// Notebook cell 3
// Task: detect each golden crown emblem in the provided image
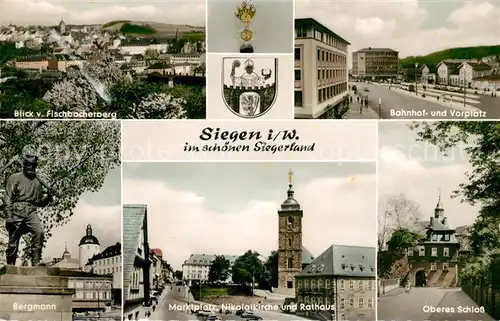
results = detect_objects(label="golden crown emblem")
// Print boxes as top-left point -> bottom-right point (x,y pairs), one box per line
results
235,0 -> 256,25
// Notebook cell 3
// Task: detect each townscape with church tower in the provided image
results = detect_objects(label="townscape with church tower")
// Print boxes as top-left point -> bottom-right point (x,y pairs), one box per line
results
0,15 -> 206,116
121,162 -> 377,321
39,223 -> 122,317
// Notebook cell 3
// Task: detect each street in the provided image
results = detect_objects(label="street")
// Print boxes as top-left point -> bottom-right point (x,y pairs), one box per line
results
356,83 -> 497,119
378,287 -> 495,321
153,286 -> 310,321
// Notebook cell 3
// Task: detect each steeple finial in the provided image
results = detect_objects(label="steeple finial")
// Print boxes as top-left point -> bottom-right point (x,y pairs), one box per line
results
436,188 -> 443,209
288,169 -> 293,187
64,242 -> 68,252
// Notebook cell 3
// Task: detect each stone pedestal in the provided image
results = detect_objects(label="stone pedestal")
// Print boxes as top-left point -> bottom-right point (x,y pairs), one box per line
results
0,266 -> 75,321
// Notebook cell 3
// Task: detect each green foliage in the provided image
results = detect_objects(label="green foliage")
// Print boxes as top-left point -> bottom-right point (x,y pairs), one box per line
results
208,255 -> 231,283
189,284 -> 250,299
0,121 -> 120,261
411,121 -> 500,281
377,250 -> 409,279
168,85 -> 206,119
231,250 -> 271,289
387,228 -> 421,251
102,20 -> 131,28
0,42 -> 41,65
265,251 -> 278,288
410,122 -> 500,206
174,270 -> 183,280
119,23 -> 156,35
181,32 -> 205,43
106,78 -> 205,119
399,45 -> 500,68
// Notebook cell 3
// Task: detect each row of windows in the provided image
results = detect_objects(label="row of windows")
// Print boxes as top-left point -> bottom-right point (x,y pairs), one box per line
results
95,266 -> 121,274
95,256 -> 121,266
431,262 -> 450,270
317,69 -> 346,80
318,83 -> 347,104
74,290 -> 112,300
317,49 -> 346,64
297,296 -> 374,309
408,247 -> 450,257
68,280 -> 112,289
295,28 -> 348,52
297,279 -> 374,291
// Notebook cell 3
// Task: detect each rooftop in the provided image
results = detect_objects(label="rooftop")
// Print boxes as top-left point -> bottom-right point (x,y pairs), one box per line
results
296,245 -> 375,278
294,18 -> 350,45
355,47 -> 398,53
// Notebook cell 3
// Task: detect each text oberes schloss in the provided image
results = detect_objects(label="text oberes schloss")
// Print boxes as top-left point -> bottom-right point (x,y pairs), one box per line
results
184,127 -> 315,154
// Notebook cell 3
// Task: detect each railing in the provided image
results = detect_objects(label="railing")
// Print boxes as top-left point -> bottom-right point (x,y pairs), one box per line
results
462,278 -> 500,319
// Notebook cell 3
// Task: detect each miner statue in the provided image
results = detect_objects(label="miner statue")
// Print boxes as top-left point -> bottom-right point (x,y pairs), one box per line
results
2,146 -> 56,266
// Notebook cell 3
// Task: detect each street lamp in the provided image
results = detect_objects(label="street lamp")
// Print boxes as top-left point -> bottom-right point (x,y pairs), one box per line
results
414,63 -> 419,95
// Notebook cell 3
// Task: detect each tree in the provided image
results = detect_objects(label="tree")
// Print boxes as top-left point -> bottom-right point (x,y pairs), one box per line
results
411,121 -> 500,281
265,251 -> 278,288
208,255 -> 231,283
0,121 -> 120,262
378,193 -> 423,249
145,49 -> 160,60
410,121 -> 500,206
231,250 -> 270,289
386,228 -> 421,252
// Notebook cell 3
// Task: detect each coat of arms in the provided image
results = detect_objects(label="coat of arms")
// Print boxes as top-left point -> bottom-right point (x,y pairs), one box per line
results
222,57 -> 277,118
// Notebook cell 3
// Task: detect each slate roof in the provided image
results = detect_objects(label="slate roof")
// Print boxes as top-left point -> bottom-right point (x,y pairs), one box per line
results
356,47 -> 398,53
123,204 -> 147,302
438,61 -> 461,71
422,64 -> 437,73
183,254 -> 240,266
301,246 -> 315,265
88,242 -> 121,264
296,245 -> 375,278
469,62 -> 492,71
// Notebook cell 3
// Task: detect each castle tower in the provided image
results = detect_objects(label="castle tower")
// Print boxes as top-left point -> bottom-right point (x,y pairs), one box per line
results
59,18 -> 66,34
277,170 -> 303,289
78,224 -> 100,270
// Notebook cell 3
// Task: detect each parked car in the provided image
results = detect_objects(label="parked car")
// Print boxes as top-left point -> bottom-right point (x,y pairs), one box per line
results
207,315 -> 221,321
235,309 -> 245,316
241,311 -> 255,318
197,308 -> 213,316
247,316 -> 263,320
363,87 -> 369,92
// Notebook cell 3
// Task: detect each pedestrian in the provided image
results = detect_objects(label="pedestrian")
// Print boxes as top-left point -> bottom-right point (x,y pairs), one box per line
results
153,305 -> 156,312
405,280 -> 411,294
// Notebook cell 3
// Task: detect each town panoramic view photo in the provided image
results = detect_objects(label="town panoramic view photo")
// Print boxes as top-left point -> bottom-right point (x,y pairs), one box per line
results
122,162 -> 377,321
294,0 -> 500,120
0,0 -> 206,119
377,121 -> 500,321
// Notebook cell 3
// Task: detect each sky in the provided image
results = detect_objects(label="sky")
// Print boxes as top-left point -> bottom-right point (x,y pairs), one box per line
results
296,0 -> 500,61
378,121 -> 480,230
1,0 -> 206,26
123,162 -> 377,271
44,167 -> 121,260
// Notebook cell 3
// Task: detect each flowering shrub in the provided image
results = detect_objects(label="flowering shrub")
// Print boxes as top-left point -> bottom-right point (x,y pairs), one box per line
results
135,93 -> 187,119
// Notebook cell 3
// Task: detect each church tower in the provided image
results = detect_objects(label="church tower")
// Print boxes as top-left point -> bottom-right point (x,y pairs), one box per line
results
59,18 -> 66,34
78,224 -> 100,270
277,170 -> 303,289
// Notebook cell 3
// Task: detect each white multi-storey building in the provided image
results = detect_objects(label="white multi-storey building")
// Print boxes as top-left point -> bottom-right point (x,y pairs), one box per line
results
85,242 -> 122,303
182,254 -> 239,284
294,18 -> 350,119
